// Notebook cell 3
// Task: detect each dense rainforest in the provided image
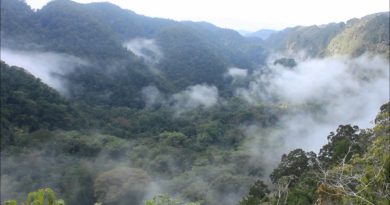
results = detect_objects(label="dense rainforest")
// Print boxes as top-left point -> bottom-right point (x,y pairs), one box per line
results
1,0 -> 389,205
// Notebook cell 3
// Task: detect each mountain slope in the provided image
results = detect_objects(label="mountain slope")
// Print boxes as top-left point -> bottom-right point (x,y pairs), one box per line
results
1,0 -> 267,107
265,23 -> 345,56
264,12 -> 389,57
326,12 -> 390,57
0,61 -> 82,145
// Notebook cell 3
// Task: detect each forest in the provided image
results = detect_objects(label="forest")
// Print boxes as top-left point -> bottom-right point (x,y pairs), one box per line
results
1,0 -> 389,205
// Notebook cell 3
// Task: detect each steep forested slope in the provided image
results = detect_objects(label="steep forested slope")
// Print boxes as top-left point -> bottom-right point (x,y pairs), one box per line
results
265,23 -> 345,57
264,12 -> 389,58
326,12 -> 390,57
0,61 -> 82,146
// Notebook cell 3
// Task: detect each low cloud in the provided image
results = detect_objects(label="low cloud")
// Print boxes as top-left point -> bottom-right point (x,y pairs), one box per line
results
172,84 -> 219,112
1,48 -> 87,95
237,54 -> 389,176
123,38 -> 163,66
227,67 -> 248,78
140,84 -> 220,114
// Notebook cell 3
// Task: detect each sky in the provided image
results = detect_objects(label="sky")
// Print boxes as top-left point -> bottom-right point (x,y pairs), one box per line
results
24,0 -> 390,31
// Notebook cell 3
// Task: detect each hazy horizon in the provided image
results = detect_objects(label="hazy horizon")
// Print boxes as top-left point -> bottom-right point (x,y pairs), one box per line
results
24,0 -> 389,31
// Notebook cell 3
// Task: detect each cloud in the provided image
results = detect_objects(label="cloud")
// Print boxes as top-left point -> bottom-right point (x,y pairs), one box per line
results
1,48 -> 88,95
227,67 -> 248,78
123,38 -> 163,66
140,84 -> 220,114
237,54 -> 389,177
172,84 -> 219,112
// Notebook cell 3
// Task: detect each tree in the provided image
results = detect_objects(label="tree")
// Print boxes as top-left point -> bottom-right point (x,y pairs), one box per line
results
315,102 -> 390,205
270,149 -> 314,183
318,125 -> 361,167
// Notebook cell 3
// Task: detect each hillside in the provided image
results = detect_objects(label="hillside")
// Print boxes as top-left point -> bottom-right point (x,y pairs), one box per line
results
0,61 -> 83,145
1,0 -> 266,105
326,12 -> 390,57
264,12 -> 389,58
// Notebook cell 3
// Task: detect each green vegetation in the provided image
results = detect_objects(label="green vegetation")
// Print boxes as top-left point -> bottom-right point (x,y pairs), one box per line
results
1,1 -> 388,205
264,12 -> 389,58
0,62 -> 282,205
265,23 -> 345,57
239,103 -> 390,204
0,61 -> 83,147
1,0 -> 266,107
2,188 -> 65,205
326,12 -> 390,57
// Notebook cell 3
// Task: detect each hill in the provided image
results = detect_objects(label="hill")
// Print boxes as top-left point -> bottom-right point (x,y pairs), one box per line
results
1,0 -> 266,107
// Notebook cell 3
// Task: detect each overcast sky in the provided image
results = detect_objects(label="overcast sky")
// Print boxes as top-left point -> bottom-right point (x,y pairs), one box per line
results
25,0 -> 389,31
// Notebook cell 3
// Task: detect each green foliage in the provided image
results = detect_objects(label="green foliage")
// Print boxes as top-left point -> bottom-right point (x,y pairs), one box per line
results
159,131 -> 189,147
270,149 -> 315,183
240,103 -> 390,204
156,25 -> 227,88
2,188 -> 65,205
318,124 -> 362,167
0,62 -> 83,147
284,172 -> 318,205
3,201 -> 17,205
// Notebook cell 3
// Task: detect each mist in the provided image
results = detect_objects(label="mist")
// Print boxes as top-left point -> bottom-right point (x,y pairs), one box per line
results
141,86 -> 166,108
0,132 -> 158,205
227,67 -> 248,78
141,84 -> 220,115
172,84 -> 219,111
237,54 -> 389,176
123,38 -> 163,66
0,48 -> 87,95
